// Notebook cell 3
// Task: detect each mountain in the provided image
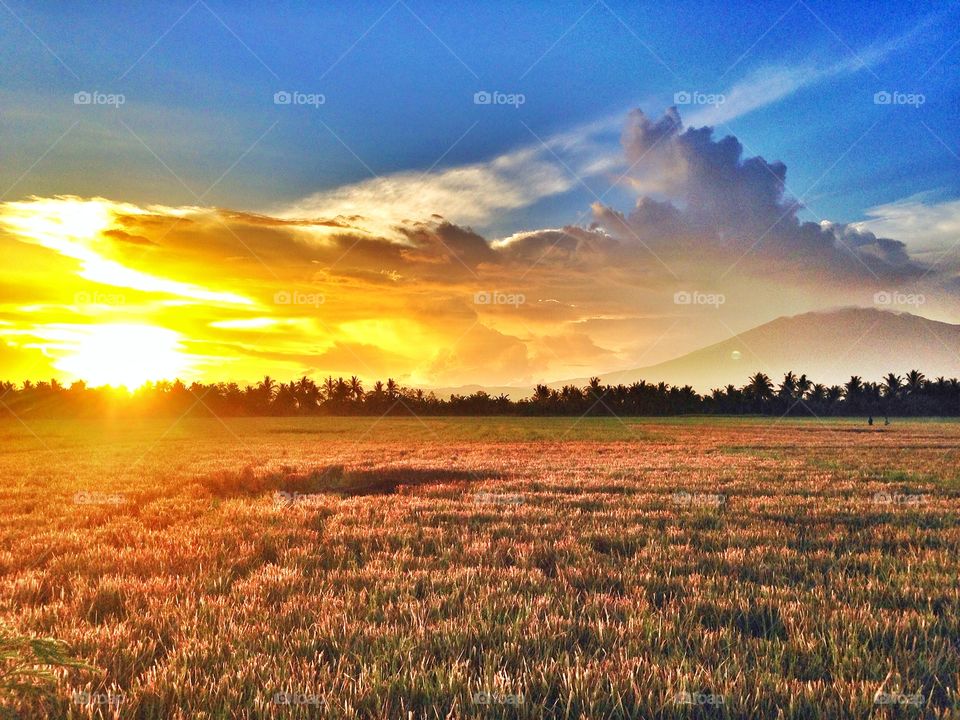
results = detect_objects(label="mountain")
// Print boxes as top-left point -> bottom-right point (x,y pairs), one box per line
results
428,308 -> 960,398
569,308 -> 960,392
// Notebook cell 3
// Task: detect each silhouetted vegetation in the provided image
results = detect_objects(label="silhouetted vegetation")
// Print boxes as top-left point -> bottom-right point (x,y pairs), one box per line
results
2,369 -> 959,417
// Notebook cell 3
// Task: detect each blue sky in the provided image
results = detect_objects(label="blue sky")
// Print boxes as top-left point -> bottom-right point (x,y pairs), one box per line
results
2,0 -> 958,233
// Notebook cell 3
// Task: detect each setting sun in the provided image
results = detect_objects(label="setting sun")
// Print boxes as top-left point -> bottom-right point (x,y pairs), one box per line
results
50,324 -> 189,390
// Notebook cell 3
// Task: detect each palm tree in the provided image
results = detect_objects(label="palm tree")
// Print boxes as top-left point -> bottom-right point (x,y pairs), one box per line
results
334,377 -> 350,403
532,384 -> 552,404
349,376 -> 364,402
844,376 -> 863,399
676,385 -> 698,410
385,378 -> 398,400
257,375 -> 276,394
586,376 -> 604,400
746,373 -> 774,400
882,373 -> 902,398
809,383 -> 826,403
323,376 -> 336,402
904,369 -> 926,395
826,385 -> 843,409
248,376 -> 275,413
274,381 -> 298,413
744,373 -> 774,414
560,384 -> 583,405
778,371 -> 798,401
295,376 -> 319,411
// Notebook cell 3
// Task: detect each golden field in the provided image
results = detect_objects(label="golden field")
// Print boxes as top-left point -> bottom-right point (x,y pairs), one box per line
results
0,416 -> 958,718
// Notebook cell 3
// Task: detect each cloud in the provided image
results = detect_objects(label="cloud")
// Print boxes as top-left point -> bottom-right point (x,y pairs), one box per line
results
0,102 -> 954,389
427,323 -> 532,386
273,108 -> 635,237
853,196 -> 960,259
598,107 -> 925,281
685,65 -> 823,127
277,146 -> 576,238
0,197 -> 254,306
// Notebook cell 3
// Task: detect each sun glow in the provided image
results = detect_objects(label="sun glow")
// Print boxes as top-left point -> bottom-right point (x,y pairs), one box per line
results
49,324 -> 190,389
1,197 -> 254,306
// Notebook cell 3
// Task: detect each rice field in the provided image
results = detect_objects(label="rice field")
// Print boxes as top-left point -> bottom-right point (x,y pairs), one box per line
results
1,416 -> 958,718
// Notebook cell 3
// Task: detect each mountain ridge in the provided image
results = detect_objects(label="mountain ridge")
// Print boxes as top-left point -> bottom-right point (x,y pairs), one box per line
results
427,308 -> 960,397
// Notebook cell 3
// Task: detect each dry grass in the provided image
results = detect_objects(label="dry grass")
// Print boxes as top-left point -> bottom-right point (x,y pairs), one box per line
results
0,416 -> 957,718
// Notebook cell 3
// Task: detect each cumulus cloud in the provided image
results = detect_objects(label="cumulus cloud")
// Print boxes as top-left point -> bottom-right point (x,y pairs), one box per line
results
597,107 -> 924,281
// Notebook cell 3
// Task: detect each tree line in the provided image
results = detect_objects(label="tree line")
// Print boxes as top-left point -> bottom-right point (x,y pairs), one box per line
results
1,369 -> 958,417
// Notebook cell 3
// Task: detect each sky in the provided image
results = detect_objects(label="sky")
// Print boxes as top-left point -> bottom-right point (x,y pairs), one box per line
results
1,0 -> 959,389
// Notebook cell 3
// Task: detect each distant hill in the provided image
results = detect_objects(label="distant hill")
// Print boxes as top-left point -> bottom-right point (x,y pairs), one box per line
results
563,308 -> 960,392
429,308 -> 960,397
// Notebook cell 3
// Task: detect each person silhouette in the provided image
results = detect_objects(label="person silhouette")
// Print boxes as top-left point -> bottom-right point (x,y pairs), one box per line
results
868,416 -> 874,426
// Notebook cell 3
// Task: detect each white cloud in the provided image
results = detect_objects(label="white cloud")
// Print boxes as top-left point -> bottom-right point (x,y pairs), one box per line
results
684,64 -> 823,127
274,106 -> 650,237
854,196 -> 960,259
278,146 -> 574,237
